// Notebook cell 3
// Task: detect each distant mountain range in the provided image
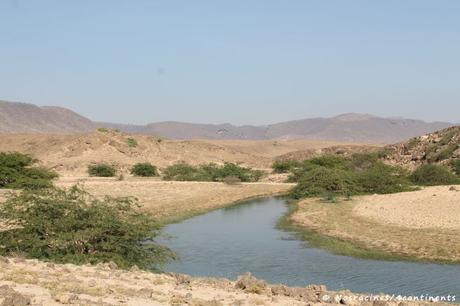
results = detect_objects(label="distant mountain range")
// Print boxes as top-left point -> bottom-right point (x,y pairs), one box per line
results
0,100 -> 455,143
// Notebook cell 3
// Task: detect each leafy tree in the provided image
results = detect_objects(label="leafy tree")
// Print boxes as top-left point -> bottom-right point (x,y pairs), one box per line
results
131,163 -> 158,177
410,164 -> 459,186
88,164 -> 116,177
0,186 -> 175,269
356,163 -> 413,194
290,167 -> 358,199
0,152 -> 57,189
271,160 -> 301,173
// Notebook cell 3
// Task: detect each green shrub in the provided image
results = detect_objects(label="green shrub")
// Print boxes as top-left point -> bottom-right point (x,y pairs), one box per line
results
290,167 -> 358,199
88,164 -> 116,177
439,130 -> 456,146
289,153 -> 418,199
452,159 -> 460,175
425,144 -> 439,162
127,138 -> 138,148
406,138 -> 420,150
287,155 -> 351,182
131,163 -> 158,177
97,127 -> 110,133
0,152 -> 57,189
376,148 -> 392,159
272,160 -> 301,173
356,162 -> 413,194
162,162 -> 262,182
0,186 -> 175,269
308,155 -> 351,170
436,144 -> 459,161
410,164 -> 459,186
162,163 -> 208,181
216,162 -> 263,182
349,153 -> 380,171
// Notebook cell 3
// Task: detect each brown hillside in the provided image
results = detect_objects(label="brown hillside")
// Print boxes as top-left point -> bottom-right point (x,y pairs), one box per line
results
0,101 -> 94,133
0,130 -> 372,176
1,101 -> 455,143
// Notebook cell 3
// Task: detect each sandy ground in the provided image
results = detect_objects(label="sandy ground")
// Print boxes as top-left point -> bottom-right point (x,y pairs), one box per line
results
353,185 -> 460,230
290,186 -> 460,262
55,177 -> 294,222
0,257 -> 445,306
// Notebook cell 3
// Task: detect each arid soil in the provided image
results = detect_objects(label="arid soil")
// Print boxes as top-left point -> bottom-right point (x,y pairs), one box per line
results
290,185 -> 460,263
0,131 -> 375,176
55,177 -> 293,223
0,257 -> 446,306
354,186 -> 460,230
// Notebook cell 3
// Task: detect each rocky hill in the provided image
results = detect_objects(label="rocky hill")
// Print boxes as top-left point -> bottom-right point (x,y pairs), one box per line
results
384,126 -> 460,169
0,100 -> 455,143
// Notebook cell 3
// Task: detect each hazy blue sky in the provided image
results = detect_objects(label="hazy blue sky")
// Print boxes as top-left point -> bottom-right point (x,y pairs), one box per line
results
1,1 -> 459,125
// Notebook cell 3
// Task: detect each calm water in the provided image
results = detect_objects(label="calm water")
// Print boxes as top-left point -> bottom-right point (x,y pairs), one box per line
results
159,198 -> 460,298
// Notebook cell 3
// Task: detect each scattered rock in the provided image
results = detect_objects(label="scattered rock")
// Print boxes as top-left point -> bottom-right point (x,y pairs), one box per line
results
235,273 -> 267,294
173,273 -> 191,285
137,288 -> 153,299
0,257 -> 9,264
0,289 -> 31,306
53,293 -> 78,304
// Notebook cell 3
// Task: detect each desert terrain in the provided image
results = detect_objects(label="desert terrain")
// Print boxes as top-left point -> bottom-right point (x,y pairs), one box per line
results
0,256 -> 449,306
0,130 -> 376,176
1,127 -> 460,305
289,185 -> 460,263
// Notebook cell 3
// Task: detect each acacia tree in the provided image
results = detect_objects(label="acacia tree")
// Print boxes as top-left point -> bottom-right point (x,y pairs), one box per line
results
0,186 -> 175,269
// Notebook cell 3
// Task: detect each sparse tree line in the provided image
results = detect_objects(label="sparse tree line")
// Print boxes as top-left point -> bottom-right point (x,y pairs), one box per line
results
88,161 -> 263,184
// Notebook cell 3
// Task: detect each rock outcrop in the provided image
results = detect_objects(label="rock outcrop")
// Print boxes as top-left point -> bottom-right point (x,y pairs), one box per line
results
384,126 -> 460,170
0,257 -> 450,305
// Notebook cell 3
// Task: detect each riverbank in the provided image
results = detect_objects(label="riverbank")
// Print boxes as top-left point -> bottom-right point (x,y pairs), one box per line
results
284,185 -> 460,263
1,256 -> 451,305
55,177 -> 294,224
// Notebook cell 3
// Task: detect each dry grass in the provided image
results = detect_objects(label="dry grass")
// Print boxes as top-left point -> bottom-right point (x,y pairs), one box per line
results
56,177 -> 294,223
290,186 -> 460,263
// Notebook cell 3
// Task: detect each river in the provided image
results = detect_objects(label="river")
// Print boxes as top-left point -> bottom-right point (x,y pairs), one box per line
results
159,197 -> 460,298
